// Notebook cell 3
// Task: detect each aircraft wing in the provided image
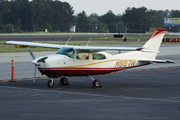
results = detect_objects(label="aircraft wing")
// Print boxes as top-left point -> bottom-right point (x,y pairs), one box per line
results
73,46 -> 140,52
4,41 -> 158,52
4,41 -> 65,49
73,46 -> 159,52
139,59 -> 174,63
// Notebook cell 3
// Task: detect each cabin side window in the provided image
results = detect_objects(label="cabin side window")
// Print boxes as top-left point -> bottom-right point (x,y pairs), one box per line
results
76,52 -> 89,60
92,53 -> 106,60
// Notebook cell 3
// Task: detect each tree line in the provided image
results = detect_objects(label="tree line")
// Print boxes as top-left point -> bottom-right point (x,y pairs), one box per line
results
0,0 -> 180,33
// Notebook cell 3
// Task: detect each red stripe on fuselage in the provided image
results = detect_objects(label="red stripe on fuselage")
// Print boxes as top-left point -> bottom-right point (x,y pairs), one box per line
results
39,67 -> 119,77
38,63 -> 151,77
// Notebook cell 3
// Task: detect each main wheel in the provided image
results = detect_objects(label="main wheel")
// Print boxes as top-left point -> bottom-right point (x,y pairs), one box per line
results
47,80 -> 54,87
60,77 -> 69,85
93,79 -> 101,88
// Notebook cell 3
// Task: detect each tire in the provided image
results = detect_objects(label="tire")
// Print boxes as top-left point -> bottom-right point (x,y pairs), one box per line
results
47,80 -> 54,87
60,77 -> 69,85
93,79 -> 101,88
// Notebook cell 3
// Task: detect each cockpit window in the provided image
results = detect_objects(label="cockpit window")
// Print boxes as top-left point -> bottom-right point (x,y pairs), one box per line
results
55,47 -> 75,59
92,53 -> 106,60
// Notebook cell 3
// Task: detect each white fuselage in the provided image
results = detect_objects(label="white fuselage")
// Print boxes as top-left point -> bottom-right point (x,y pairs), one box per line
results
32,50 -> 151,78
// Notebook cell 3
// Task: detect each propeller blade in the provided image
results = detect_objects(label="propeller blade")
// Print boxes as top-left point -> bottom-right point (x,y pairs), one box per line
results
27,47 -> 37,82
33,65 -> 37,82
27,47 -> 35,60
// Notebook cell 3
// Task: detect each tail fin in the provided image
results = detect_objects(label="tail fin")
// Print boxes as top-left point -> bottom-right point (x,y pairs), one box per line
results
143,28 -> 166,51
141,28 -> 166,59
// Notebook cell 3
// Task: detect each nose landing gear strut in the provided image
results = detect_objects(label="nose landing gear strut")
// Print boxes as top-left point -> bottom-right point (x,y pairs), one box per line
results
88,75 -> 102,88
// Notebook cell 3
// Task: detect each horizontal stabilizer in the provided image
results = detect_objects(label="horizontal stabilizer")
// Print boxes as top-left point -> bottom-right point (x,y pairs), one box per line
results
139,59 -> 174,63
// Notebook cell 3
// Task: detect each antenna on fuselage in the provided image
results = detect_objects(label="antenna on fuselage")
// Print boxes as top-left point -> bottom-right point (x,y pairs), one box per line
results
65,36 -> 72,45
86,36 -> 92,47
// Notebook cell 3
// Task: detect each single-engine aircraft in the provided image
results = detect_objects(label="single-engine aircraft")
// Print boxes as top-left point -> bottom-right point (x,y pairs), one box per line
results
5,28 -> 174,88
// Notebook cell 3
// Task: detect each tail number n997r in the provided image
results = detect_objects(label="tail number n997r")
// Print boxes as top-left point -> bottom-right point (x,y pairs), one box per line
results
115,59 -> 136,67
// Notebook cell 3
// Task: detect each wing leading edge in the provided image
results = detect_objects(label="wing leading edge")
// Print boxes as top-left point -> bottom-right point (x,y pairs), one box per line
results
4,41 -> 65,49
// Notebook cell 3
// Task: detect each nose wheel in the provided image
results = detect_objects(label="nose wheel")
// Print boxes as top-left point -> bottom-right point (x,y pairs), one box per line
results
88,75 -> 102,88
47,79 -> 54,87
93,79 -> 101,88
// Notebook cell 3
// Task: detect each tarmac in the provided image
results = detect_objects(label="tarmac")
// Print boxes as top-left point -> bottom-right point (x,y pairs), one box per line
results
0,44 -> 180,120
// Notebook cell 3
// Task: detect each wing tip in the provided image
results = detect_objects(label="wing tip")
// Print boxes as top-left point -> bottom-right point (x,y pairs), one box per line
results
164,59 -> 175,63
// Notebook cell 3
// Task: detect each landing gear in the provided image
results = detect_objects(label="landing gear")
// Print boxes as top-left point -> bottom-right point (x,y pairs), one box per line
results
93,79 -> 101,88
88,75 -> 102,88
60,77 -> 69,85
47,79 -> 54,87
46,76 -> 101,88
47,77 -> 69,87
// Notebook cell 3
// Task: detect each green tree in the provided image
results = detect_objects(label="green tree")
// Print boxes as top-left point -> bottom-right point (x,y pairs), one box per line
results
108,21 -> 126,33
76,11 -> 90,32
49,0 -> 64,32
99,10 -> 117,26
89,13 -> 99,19
61,2 -> 75,31
0,0 -> 10,24
122,7 -> 151,33
20,0 -> 33,32
98,10 -> 125,33
171,10 -> 180,17
0,12 -> 4,32
0,11 -> 4,24
14,18 -> 22,32
168,10 -> 180,32
0,0 -> 11,32
31,0 -> 48,31
88,15 -> 108,33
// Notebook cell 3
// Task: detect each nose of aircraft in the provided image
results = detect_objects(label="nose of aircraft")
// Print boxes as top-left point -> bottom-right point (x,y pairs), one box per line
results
32,56 -> 48,65
32,59 -> 40,65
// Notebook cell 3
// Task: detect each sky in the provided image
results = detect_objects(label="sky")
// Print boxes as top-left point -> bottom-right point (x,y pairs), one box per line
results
61,0 -> 180,16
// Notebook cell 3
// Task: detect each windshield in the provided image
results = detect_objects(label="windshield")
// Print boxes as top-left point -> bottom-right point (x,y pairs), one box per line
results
55,47 -> 75,59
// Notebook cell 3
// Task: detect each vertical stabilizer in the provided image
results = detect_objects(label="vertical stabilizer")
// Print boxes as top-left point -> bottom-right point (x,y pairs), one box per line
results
141,28 -> 166,59
143,28 -> 166,51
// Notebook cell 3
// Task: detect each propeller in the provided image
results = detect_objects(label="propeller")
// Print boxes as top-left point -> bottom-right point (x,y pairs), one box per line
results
27,47 -> 36,82
33,65 -> 36,82
27,47 -> 35,60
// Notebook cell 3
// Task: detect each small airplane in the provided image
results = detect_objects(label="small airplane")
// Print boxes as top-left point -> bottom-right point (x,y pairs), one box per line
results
5,28 -> 174,88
